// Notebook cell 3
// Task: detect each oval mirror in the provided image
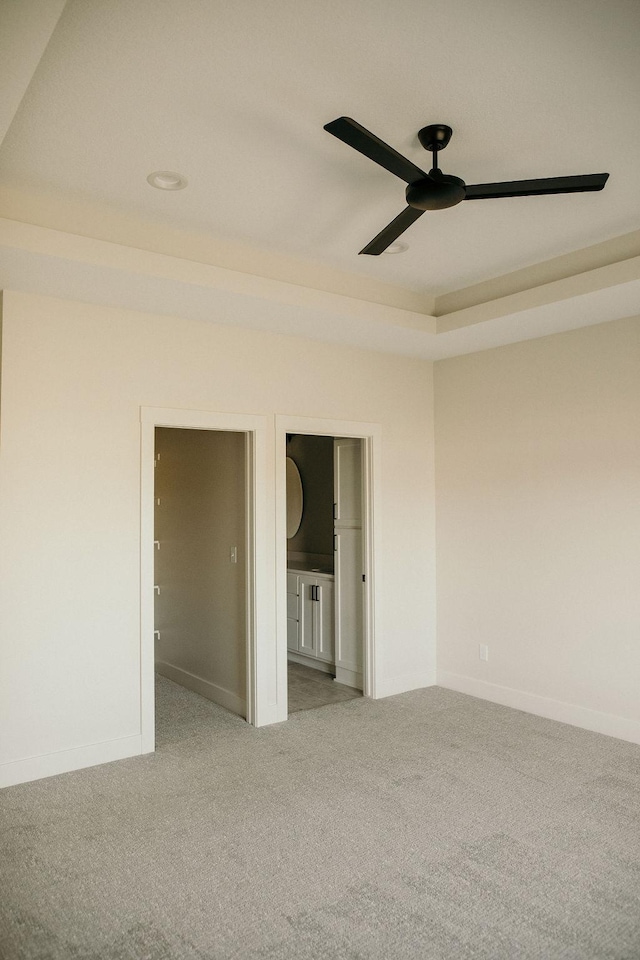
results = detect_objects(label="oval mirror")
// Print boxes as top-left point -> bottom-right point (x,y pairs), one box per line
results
286,457 -> 303,539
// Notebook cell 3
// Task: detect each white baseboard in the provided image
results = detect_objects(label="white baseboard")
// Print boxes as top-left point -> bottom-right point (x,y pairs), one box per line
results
437,670 -> 640,746
334,666 -> 362,690
287,652 -> 334,674
374,672 -> 435,699
156,661 -> 246,718
0,734 -> 142,789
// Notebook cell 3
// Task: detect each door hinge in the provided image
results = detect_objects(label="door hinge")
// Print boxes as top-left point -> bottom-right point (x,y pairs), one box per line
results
362,574 -> 366,582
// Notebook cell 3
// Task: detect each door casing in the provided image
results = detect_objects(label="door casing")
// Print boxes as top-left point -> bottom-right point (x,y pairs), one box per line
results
275,415 -> 381,717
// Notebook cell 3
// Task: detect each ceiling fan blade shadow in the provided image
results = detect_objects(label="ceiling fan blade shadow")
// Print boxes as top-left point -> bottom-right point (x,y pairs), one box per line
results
325,117 -> 428,185
359,206 -> 425,256
464,173 -> 609,200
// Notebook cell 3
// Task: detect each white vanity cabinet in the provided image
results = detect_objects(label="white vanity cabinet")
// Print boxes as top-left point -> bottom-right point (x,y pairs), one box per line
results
287,569 -> 335,666
287,572 -> 301,653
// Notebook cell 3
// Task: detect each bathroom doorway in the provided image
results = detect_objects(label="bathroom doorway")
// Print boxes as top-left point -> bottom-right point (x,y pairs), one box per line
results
282,429 -> 373,714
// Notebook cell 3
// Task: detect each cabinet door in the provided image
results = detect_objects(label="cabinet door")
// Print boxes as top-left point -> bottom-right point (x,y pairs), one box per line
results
287,574 -> 300,652
298,576 -> 316,656
334,438 -> 362,525
334,529 -> 363,676
287,618 -> 299,652
315,577 -> 335,663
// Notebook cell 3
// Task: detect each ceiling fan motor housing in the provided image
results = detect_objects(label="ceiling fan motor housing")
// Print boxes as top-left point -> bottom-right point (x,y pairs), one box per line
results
406,174 -> 466,210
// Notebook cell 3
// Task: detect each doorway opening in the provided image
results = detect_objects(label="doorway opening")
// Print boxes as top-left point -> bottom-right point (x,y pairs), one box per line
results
141,407 -> 267,753
153,427 -> 248,736
285,434 -> 367,714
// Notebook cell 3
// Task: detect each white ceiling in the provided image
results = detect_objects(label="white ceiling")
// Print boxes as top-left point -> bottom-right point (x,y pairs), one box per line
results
0,0 -> 639,358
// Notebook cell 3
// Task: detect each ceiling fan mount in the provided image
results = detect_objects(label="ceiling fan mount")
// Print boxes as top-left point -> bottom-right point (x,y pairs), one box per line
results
417,123 -> 453,153
323,117 -> 609,255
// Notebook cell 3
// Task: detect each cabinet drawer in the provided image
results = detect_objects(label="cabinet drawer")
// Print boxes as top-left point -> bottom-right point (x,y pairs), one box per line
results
287,592 -> 299,620
286,572 -> 299,595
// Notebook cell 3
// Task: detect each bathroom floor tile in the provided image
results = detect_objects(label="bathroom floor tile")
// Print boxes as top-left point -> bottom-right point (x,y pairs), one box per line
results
287,661 -> 362,714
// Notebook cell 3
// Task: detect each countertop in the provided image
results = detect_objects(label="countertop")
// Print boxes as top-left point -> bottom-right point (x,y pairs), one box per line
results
287,562 -> 334,577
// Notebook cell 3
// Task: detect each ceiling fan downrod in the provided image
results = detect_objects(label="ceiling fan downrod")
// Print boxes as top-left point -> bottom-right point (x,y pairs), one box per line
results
406,124 -> 465,211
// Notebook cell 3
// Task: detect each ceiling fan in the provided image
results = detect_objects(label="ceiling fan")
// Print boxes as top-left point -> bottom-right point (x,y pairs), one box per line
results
324,117 -> 609,255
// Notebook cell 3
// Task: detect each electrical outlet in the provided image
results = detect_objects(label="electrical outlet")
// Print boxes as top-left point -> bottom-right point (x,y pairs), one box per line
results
479,644 -> 489,662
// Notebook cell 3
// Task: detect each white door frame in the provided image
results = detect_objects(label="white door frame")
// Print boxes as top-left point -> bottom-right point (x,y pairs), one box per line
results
275,415 -> 381,716
140,406 -> 271,752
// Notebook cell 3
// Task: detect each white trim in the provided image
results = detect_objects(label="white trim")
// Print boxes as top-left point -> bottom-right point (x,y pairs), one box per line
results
5,219 -> 640,362
437,671 -> 640,746
140,406 -> 272,751
244,432 -> 256,725
0,218 -> 435,335
334,666 -> 362,690
140,416 -> 156,753
0,735 -> 142,789
375,673 -> 435,699
275,415 -> 380,719
156,661 -> 246,717
362,432 -> 379,698
287,652 -> 334,674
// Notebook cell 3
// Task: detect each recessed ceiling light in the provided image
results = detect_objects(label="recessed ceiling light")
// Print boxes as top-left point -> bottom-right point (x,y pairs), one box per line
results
383,241 -> 408,255
146,171 -> 188,191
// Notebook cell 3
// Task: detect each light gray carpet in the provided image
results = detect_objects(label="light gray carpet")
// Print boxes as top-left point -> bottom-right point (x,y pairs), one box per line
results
2,679 -> 640,959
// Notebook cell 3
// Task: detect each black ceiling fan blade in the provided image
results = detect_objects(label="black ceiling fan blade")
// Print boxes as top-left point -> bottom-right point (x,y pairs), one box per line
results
464,172 -> 609,200
359,206 -> 425,256
325,117 -> 428,185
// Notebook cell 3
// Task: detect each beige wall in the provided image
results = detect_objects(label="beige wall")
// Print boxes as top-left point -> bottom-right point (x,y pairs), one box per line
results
7,283 -> 636,783
435,317 -> 640,736
154,428 -> 246,715
0,289 -> 436,783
